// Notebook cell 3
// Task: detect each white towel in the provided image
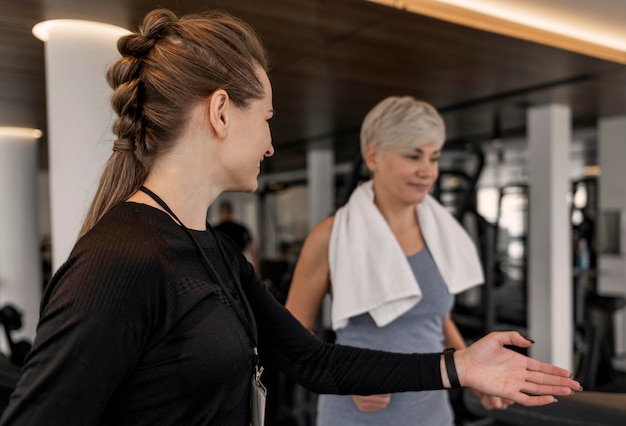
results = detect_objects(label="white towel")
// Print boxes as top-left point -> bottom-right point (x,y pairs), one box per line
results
328,180 -> 484,330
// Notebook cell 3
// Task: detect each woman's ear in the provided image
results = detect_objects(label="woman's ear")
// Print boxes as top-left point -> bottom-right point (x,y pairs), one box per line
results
207,89 -> 229,138
364,144 -> 379,172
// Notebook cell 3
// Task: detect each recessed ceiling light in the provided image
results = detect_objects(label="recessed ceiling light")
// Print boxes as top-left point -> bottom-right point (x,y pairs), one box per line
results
0,127 -> 43,139
33,19 -> 129,42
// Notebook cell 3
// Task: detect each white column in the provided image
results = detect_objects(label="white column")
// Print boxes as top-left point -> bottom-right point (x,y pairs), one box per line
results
597,115 -> 626,355
307,140 -> 335,230
307,140 -> 335,329
527,104 -> 573,370
0,128 -> 44,343
33,20 -> 129,271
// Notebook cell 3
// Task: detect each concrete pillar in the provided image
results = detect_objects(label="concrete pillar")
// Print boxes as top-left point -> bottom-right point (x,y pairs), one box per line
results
307,140 -> 334,328
527,104 -> 573,370
307,140 -> 335,230
33,20 -> 129,271
0,128 -> 43,343
597,115 -> 626,355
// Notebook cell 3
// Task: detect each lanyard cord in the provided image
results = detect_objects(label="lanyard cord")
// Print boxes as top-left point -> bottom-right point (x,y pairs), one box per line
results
138,186 -> 260,365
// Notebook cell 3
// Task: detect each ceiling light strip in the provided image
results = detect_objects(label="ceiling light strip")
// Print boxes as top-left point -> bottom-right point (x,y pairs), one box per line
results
367,0 -> 626,64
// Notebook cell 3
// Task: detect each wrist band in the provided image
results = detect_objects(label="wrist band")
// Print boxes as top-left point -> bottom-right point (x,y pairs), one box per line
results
443,348 -> 461,388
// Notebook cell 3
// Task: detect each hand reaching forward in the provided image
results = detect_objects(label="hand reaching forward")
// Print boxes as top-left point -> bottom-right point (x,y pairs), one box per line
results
452,332 -> 582,407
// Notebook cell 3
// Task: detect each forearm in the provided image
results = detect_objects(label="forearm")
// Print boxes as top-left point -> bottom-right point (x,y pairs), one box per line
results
249,276 -> 447,393
279,338 -> 446,395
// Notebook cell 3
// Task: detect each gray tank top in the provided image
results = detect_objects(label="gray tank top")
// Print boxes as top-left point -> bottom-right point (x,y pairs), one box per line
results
317,245 -> 455,426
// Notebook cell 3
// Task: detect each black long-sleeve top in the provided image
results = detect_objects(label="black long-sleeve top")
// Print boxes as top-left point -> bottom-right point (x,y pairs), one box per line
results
0,202 -> 443,425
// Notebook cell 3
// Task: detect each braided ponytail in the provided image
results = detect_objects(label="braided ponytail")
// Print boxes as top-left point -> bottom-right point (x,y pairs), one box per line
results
79,8 -> 268,238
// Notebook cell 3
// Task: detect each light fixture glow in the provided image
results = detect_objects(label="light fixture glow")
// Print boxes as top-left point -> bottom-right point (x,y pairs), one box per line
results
33,19 -> 130,42
0,127 -> 43,139
436,0 -> 626,52
367,0 -> 626,64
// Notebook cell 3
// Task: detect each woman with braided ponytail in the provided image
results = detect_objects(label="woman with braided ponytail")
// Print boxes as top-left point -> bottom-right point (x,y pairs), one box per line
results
0,8 -> 580,426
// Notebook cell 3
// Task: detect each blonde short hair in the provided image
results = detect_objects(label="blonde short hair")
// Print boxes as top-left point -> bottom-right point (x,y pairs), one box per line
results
360,96 -> 445,159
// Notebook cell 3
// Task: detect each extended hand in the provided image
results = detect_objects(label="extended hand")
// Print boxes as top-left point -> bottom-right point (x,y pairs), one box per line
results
455,332 -> 581,407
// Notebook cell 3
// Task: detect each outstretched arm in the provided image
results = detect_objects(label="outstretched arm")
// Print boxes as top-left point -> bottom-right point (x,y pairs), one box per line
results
251,266 -> 581,406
